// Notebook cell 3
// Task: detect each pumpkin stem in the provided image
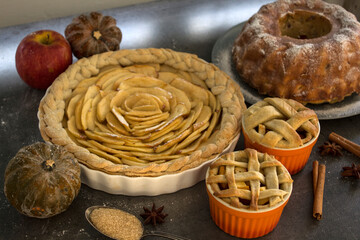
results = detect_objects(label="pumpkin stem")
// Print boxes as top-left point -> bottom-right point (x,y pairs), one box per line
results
92,30 -> 102,40
42,159 -> 56,171
92,30 -> 111,52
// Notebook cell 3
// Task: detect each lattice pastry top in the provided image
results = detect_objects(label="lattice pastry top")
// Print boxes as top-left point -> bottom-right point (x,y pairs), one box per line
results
206,149 -> 293,210
38,48 -> 246,177
243,98 -> 319,148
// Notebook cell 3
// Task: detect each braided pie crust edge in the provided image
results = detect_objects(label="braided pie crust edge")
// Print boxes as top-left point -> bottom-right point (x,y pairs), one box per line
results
38,48 -> 246,176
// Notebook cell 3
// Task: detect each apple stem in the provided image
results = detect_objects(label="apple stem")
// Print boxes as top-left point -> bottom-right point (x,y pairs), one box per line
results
40,34 -> 51,45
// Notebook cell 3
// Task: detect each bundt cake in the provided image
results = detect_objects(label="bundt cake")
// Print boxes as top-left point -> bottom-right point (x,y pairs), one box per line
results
232,0 -> 360,104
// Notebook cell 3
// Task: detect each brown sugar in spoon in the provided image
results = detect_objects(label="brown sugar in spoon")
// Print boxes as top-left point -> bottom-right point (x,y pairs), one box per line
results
85,205 -> 190,240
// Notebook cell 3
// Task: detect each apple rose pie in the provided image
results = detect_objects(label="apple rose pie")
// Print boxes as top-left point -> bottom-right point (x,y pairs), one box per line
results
38,48 -> 246,176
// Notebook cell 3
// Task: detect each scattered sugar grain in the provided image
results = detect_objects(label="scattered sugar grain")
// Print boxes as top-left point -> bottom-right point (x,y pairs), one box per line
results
90,208 -> 143,240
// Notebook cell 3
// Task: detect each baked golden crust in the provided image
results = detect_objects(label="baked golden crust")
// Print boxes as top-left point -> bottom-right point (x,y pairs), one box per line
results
38,48 -> 246,176
232,0 -> 360,104
206,149 -> 293,210
243,98 -> 319,148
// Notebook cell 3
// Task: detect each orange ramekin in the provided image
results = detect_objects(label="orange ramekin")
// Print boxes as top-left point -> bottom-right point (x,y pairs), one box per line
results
205,169 -> 292,239
242,120 -> 320,175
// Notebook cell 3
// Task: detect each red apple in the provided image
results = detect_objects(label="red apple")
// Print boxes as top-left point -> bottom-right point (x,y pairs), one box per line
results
15,30 -> 73,89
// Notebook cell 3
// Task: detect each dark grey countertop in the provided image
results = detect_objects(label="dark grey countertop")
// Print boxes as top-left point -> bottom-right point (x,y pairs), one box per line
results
0,0 -> 359,239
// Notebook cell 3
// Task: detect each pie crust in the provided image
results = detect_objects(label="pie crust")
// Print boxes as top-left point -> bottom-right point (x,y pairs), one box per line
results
243,98 -> 319,149
38,48 -> 246,177
206,149 -> 293,210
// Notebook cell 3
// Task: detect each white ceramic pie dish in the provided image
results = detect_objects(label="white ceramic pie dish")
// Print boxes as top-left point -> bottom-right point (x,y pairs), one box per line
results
80,133 -> 239,196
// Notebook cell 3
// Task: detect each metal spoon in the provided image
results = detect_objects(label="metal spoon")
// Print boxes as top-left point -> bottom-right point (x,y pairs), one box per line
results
85,205 -> 191,240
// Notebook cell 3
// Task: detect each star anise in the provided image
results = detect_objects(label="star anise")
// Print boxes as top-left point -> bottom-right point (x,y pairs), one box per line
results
341,163 -> 360,179
140,203 -> 168,226
319,141 -> 343,156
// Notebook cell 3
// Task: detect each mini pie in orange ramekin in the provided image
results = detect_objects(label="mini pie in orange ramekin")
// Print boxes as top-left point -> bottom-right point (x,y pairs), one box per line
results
242,98 -> 320,174
206,149 -> 293,238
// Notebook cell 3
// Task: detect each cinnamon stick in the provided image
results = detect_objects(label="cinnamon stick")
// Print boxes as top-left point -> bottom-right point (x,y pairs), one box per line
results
312,161 -> 319,195
329,132 -> 360,157
313,163 -> 326,220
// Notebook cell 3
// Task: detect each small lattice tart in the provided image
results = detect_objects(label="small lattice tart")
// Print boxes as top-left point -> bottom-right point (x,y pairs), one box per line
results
243,98 -> 319,149
206,149 -> 293,210
38,48 -> 246,177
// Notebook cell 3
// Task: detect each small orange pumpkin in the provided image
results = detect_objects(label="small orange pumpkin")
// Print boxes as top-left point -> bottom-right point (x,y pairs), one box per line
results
65,12 -> 122,59
4,142 -> 81,218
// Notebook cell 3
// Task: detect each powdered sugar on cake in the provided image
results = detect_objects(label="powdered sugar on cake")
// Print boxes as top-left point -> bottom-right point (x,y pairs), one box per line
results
232,0 -> 360,104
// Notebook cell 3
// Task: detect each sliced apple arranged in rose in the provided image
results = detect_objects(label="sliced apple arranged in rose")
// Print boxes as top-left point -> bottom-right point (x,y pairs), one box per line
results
64,64 -> 221,165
